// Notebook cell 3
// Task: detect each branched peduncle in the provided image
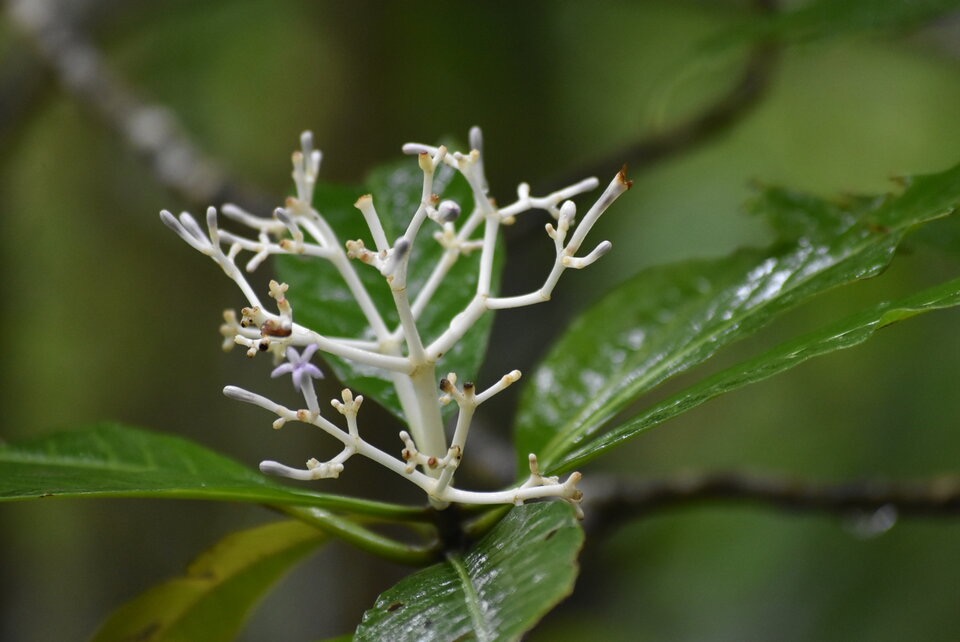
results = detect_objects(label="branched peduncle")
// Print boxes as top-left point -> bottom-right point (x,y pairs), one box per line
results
162,127 -> 630,516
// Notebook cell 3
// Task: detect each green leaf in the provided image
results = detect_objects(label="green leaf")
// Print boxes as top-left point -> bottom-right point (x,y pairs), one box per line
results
0,423 -> 421,519
516,164 -> 960,471
555,274 -> 960,472
747,185 -> 868,244
90,519 -> 326,642
354,502 -> 583,642
277,151 -> 501,422
710,0 -> 960,48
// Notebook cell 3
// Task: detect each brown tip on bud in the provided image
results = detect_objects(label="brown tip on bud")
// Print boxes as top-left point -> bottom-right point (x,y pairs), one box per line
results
439,378 -> 452,392
261,320 -> 292,338
463,382 -> 475,391
430,193 -> 440,204
258,340 -> 270,352
427,456 -> 438,468
618,165 -> 633,189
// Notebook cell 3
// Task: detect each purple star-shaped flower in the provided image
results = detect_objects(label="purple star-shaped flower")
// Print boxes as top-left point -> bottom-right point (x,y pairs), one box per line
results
272,344 -> 324,388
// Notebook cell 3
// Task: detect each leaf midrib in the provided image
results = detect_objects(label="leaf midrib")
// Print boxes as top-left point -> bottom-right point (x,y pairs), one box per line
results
447,552 -> 493,642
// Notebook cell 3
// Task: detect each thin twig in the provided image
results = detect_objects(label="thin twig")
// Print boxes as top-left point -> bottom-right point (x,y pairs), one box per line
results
546,1 -> 779,191
5,0 -> 274,212
583,471 -> 960,536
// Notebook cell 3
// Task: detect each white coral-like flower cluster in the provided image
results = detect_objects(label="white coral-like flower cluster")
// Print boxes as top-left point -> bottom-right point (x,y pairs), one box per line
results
162,127 -> 631,515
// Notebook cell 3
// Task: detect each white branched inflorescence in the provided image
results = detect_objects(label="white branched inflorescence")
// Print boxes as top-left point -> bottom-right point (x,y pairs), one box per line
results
162,127 -> 631,516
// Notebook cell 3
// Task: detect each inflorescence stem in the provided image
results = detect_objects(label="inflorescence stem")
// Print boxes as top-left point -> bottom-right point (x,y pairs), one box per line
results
162,127 -> 631,516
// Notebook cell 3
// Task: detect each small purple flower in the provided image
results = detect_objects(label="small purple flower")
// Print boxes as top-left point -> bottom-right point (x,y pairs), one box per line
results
271,344 -> 324,388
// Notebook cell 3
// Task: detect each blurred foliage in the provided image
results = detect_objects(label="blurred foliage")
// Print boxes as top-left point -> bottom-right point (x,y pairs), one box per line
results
710,0 -> 960,46
3,0 -> 960,640
90,520 -> 328,642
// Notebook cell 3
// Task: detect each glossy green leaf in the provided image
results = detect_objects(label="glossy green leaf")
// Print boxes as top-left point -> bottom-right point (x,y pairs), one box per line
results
747,185 -> 868,244
277,151 -> 501,421
555,274 -> 960,472
516,164 -> 960,471
0,423 -> 421,519
91,519 -> 326,642
354,502 -> 583,642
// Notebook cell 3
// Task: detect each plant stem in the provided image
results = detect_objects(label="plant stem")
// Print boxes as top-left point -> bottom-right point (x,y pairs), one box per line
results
281,505 -> 440,566
408,361 -> 448,461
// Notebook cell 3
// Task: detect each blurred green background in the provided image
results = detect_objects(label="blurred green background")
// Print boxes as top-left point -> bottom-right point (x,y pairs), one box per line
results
3,1 -> 960,640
